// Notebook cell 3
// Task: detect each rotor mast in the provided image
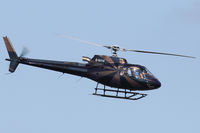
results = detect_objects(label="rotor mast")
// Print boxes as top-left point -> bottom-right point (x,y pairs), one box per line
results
111,45 -> 120,57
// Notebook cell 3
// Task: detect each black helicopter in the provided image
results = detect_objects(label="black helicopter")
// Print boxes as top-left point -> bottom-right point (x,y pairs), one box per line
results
3,36 -> 195,100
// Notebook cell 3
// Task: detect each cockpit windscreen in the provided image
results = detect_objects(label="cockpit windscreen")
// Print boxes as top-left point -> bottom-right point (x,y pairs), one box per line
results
126,66 -> 155,80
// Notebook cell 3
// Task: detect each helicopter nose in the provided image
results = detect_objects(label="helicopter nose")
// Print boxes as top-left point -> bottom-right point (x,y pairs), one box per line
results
154,79 -> 161,89
147,79 -> 161,89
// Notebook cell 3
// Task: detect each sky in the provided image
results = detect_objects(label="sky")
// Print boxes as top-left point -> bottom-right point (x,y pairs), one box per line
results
0,0 -> 199,133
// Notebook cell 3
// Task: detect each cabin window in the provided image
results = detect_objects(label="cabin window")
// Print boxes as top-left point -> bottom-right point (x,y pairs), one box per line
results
127,66 -> 156,81
133,67 -> 140,79
128,67 -> 143,79
128,68 -> 132,76
142,68 -> 155,80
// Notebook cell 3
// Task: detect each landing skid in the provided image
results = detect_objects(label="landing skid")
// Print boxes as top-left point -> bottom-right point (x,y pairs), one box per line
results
93,83 -> 147,100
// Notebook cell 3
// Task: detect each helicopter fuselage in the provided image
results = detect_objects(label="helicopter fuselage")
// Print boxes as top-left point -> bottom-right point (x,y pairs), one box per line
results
7,55 -> 161,91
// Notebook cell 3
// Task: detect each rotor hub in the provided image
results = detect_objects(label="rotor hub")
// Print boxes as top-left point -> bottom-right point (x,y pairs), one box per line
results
111,45 -> 120,56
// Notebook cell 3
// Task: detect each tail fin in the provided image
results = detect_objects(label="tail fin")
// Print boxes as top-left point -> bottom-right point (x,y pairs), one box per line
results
3,36 -> 19,72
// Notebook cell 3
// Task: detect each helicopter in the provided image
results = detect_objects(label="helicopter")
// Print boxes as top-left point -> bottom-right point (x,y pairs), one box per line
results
3,36 -> 196,100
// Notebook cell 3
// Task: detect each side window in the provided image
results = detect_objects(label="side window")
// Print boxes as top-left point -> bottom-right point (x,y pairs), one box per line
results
128,68 -> 132,76
131,67 -> 141,79
127,67 -> 145,79
119,67 -> 127,76
142,70 -> 147,80
134,69 -> 140,79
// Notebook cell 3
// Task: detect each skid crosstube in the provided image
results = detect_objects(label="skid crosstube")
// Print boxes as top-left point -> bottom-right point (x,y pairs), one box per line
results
93,84 -> 147,100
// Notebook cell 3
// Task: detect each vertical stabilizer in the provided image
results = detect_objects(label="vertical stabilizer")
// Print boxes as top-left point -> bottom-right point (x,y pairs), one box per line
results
3,36 -> 19,72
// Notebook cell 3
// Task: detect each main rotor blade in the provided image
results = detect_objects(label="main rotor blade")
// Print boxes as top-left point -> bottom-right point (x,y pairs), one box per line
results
122,49 -> 196,59
60,35 -> 111,49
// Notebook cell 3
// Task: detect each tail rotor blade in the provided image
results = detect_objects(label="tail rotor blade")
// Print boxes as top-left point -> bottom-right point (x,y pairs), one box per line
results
20,46 -> 29,57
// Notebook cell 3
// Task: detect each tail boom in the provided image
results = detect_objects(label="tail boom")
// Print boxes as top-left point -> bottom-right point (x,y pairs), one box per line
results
3,36 -> 88,76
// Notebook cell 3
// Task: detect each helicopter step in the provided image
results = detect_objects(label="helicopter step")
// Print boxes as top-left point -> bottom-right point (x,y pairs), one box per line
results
93,83 -> 147,100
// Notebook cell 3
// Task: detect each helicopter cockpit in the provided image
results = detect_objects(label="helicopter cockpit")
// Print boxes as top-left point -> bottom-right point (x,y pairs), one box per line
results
125,65 -> 155,81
